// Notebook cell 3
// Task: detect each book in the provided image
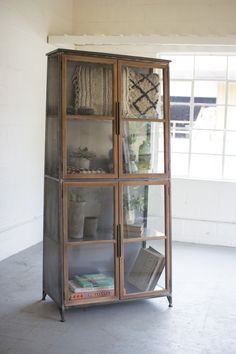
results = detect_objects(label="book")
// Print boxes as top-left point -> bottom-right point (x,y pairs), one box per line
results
145,247 -> 165,290
68,280 -> 114,293
127,247 -> 165,291
69,289 -> 114,300
124,223 -> 144,231
74,274 -> 114,289
124,223 -> 144,238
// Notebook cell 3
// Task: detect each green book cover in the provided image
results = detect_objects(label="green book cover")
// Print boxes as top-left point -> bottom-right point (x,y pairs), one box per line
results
74,276 -> 94,288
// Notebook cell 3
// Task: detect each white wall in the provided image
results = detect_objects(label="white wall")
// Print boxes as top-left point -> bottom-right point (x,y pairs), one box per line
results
0,0 -> 73,261
172,178 -> 236,247
72,0 -> 236,37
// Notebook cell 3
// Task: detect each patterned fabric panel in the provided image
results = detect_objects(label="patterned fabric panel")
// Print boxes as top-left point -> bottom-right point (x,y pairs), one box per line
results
72,64 -> 113,116
123,67 -> 160,118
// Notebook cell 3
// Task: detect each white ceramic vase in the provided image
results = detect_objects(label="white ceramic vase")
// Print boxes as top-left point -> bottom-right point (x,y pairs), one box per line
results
68,201 -> 86,239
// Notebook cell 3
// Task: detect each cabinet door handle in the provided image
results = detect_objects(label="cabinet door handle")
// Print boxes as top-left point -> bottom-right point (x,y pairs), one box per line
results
116,102 -> 120,135
117,224 -> 121,258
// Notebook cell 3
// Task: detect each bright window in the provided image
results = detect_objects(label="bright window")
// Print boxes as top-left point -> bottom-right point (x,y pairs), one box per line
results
161,54 -> 236,180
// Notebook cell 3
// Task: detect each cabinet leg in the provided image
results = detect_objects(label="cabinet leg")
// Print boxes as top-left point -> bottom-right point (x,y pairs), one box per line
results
42,290 -> 47,301
59,307 -> 65,322
167,295 -> 173,307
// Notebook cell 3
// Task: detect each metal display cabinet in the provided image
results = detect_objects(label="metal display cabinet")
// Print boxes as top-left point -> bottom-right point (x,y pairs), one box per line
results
43,49 -> 172,321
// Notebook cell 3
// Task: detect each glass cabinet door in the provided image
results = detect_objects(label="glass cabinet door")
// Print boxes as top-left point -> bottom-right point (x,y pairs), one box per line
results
119,61 -> 168,177
120,182 -> 170,298
63,57 -> 117,177
64,182 -> 119,304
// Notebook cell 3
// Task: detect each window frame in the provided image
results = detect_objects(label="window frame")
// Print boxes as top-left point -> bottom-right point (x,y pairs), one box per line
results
160,53 -> 236,181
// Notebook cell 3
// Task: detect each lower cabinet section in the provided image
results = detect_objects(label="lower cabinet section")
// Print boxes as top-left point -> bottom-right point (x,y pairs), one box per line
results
43,180 -> 172,320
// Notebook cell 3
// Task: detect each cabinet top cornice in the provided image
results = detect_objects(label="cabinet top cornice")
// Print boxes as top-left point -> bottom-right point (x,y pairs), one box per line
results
46,48 -> 171,64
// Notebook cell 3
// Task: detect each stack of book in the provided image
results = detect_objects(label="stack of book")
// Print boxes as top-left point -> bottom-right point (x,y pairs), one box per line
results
123,223 -> 144,238
68,273 -> 114,300
127,246 -> 165,291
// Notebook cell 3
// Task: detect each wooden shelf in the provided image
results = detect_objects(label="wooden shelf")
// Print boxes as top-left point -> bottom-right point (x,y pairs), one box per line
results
124,236 -> 166,243
66,114 -> 114,120
67,239 -> 115,246
123,117 -> 165,122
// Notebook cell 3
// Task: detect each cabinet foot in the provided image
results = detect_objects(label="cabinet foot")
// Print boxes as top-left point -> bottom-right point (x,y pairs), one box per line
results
167,295 -> 173,307
59,307 -> 65,322
42,290 -> 47,301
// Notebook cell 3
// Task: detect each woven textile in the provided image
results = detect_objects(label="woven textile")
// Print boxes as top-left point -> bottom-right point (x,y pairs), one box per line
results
72,64 -> 112,115
123,67 -> 160,118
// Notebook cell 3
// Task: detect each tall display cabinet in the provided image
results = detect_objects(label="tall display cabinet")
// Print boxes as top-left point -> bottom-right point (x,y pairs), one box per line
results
43,49 -> 171,321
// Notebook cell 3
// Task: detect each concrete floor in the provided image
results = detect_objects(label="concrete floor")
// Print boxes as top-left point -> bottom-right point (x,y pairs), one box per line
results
0,242 -> 236,354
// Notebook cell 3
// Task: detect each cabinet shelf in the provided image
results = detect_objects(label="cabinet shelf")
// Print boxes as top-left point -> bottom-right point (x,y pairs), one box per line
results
66,239 -> 115,246
124,236 -> 166,243
43,49 -> 172,321
123,117 -> 165,123
66,114 -> 114,121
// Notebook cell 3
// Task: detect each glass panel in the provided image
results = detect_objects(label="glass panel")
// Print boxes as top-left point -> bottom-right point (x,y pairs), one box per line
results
194,81 -> 226,105
194,56 -> 227,80
47,55 -> 59,116
44,178 -> 59,242
66,61 -> 113,116
228,83 -> 236,105
228,57 -> 236,80
224,156 -> 236,179
123,240 -> 166,295
171,153 -> 189,176
170,81 -> 192,103
166,55 -> 194,79
190,154 -> 222,179
191,130 -> 224,154
193,105 -> 225,130
67,244 -> 115,301
67,185 -> 114,241
226,106 -> 236,130
122,184 -> 165,238
45,117 -> 59,178
122,121 -> 164,174
122,65 -> 163,119
225,132 -> 236,155
67,120 -> 113,175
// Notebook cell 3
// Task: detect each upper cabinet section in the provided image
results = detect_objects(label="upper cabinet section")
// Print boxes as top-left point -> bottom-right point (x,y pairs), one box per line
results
48,50 -> 170,179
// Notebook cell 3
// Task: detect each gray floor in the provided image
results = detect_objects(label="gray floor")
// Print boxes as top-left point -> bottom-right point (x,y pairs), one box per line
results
0,242 -> 236,354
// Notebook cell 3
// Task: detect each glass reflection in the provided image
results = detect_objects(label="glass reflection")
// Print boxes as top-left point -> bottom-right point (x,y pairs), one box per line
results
123,121 -> 164,174
123,184 -> 165,238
